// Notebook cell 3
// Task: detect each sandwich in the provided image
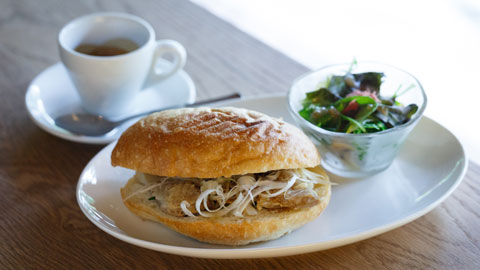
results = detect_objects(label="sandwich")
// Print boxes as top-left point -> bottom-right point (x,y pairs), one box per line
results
111,107 -> 331,245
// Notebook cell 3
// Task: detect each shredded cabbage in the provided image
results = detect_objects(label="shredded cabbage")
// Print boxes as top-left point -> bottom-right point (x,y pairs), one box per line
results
180,201 -> 195,217
185,168 -> 329,218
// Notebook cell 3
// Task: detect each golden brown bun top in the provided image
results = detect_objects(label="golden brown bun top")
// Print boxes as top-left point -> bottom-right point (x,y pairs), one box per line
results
111,107 -> 320,178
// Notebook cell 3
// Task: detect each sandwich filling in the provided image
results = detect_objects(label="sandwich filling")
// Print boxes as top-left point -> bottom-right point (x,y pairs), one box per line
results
123,168 -> 330,218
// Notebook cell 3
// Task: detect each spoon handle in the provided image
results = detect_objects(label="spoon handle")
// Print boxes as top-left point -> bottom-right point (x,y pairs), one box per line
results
115,92 -> 242,124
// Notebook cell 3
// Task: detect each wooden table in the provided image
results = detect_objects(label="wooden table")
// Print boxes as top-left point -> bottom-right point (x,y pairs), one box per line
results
1,0 -> 479,269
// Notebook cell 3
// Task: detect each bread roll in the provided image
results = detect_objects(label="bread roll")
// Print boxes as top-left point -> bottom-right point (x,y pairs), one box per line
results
111,107 -> 320,178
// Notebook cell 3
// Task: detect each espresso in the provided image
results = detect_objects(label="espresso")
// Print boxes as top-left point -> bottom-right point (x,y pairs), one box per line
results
75,38 -> 139,56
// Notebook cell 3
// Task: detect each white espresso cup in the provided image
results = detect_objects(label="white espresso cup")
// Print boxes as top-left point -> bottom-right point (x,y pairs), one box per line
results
58,12 -> 186,117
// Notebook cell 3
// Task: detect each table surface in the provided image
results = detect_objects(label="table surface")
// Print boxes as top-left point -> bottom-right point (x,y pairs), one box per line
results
1,0 -> 479,269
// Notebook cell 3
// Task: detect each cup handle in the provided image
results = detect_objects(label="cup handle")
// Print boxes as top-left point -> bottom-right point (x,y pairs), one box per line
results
143,40 -> 186,88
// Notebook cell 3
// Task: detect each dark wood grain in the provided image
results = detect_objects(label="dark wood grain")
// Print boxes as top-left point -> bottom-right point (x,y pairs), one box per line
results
0,0 -> 479,269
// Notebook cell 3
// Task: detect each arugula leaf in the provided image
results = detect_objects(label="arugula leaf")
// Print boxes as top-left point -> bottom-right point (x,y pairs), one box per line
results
299,104 -> 315,121
341,115 -> 366,133
362,119 -> 386,132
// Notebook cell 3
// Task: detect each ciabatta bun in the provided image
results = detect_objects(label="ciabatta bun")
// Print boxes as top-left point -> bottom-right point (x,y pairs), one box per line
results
111,107 -> 320,177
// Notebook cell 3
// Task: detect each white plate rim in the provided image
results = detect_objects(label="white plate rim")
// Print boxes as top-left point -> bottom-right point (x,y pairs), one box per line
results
25,62 -> 196,144
76,95 -> 468,259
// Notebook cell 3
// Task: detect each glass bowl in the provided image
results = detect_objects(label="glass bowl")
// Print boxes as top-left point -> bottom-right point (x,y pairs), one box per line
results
288,62 -> 427,178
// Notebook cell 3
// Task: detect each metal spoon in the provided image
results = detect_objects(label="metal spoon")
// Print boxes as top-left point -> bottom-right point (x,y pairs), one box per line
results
54,92 -> 241,137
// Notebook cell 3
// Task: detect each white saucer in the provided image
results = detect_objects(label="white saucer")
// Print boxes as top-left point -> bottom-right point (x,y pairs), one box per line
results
77,95 -> 467,259
25,62 -> 196,144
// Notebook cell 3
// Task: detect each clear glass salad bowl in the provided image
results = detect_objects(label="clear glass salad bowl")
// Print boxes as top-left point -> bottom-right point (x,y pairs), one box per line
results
288,62 -> 427,178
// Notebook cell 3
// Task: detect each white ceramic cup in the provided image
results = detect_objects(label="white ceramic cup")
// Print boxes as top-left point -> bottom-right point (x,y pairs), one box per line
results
58,12 -> 186,117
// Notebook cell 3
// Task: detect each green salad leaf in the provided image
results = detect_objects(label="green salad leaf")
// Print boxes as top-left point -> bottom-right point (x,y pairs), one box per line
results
304,88 -> 339,107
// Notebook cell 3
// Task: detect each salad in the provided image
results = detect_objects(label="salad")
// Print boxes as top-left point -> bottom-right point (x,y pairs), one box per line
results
299,63 -> 418,134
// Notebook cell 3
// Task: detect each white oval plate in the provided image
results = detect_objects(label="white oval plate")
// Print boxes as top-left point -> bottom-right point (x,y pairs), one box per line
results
77,95 -> 467,259
25,62 -> 196,144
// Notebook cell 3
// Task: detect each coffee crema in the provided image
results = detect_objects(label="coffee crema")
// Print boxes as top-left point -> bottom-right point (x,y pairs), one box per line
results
74,38 -> 139,56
